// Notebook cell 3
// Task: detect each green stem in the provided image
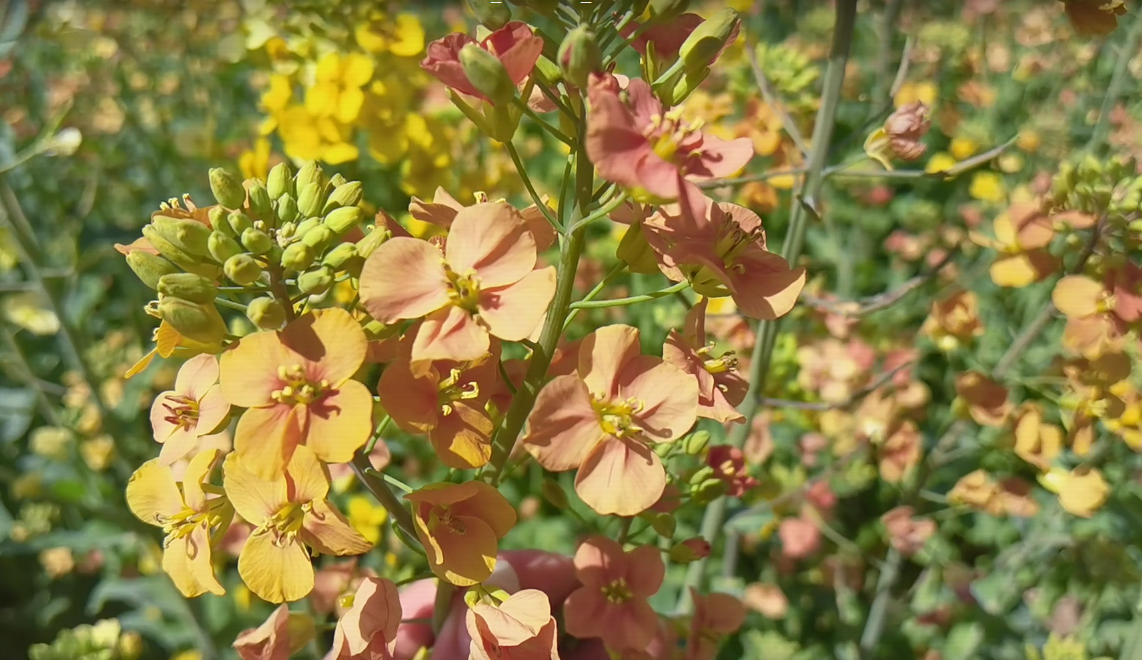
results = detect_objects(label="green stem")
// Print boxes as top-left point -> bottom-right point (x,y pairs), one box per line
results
563,262 -> 628,330
364,414 -> 392,455
569,280 -> 688,309
568,190 -> 628,233
676,0 -> 858,615
350,454 -> 417,542
505,141 -> 559,229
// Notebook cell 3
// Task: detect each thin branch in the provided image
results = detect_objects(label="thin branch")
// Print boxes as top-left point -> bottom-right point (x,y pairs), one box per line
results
801,247 -> 958,319
758,360 -> 913,412
748,45 -> 810,157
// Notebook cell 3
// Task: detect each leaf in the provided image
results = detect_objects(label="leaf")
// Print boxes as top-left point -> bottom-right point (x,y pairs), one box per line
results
942,622 -> 985,660
970,570 -> 1022,615
0,0 -> 28,58
87,575 -> 186,618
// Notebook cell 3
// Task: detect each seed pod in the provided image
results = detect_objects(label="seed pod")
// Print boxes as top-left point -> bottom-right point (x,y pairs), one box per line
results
323,206 -> 363,236
150,215 -> 212,257
460,44 -> 516,105
467,0 -> 511,30
267,162 -> 294,200
158,296 -> 227,345
277,194 -> 300,225
301,225 -> 335,252
241,227 -> 274,255
322,242 -> 360,272
281,242 -> 316,272
247,181 -> 274,223
208,230 -> 243,263
297,181 -> 324,218
157,272 -> 218,304
228,211 -> 253,236
126,250 -> 180,290
246,296 -> 287,330
541,478 -> 569,509
323,181 -> 363,213
298,266 -> 334,295
209,167 -> 246,210
224,253 -> 264,286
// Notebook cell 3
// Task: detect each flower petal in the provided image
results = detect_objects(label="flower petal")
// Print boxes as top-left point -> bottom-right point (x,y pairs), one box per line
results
429,515 -> 499,586
219,331 -> 292,408
164,523 -> 225,597
410,306 -> 490,364
280,308 -> 367,385
522,375 -> 605,471
125,460 -> 184,526
575,438 -> 666,516
477,266 -> 556,341
578,325 -> 642,398
238,531 -> 315,603
377,358 -> 441,433
181,448 -> 220,512
360,237 -> 451,323
624,545 -> 665,597
446,202 -> 537,288
302,498 -> 373,556
234,403 -> 306,480
222,451 -> 288,525
450,481 -> 517,538
175,353 -> 221,400
429,401 -> 494,469
1053,275 -> 1104,319
618,357 -> 698,442
304,380 -> 374,465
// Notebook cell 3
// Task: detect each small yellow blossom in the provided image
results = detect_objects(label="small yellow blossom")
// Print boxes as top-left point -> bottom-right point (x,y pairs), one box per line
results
347,495 -> 388,545
969,171 -> 1006,203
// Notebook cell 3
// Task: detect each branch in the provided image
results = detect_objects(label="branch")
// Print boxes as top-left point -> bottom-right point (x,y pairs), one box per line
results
801,247 -> 958,319
758,360 -> 913,412
748,45 -> 809,157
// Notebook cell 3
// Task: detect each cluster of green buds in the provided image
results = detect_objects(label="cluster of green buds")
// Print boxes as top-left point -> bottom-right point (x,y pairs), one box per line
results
646,8 -> 741,107
732,42 -> 820,112
1049,153 -> 1142,226
29,619 -> 141,660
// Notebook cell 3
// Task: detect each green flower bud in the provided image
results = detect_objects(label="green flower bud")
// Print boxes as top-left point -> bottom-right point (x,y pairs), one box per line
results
297,181 -> 325,219
295,161 -> 325,194
141,225 -> 200,270
157,272 -> 218,304
208,206 -> 233,237
281,241 -> 316,272
460,44 -> 516,105
267,162 -> 294,200
294,217 -> 322,239
224,253 -> 264,286
692,478 -> 727,504
541,478 -> 569,509
301,225 -> 336,252
241,227 -> 274,255
322,242 -> 361,273
158,296 -> 227,345
125,250 -> 180,290
534,55 -> 561,84
679,9 -> 739,75
355,225 -> 391,259
150,215 -> 213,257
276,222 -> 297,245
324,181 -> 363,213
209,167 -> 246,209
247,181 -> 274,223
688,465 -> 716,486
466,0 -> 511,30
650,512 -> 676,538
668,538 -> 711,563
277,194 -> 300,225
558,27 -> 600,89
684,430 -> 711,455
246,296 -> 287,330
323,206 -> 363,235
228,211 -> 253,236
208,230 -> 243,263
649,0 -> 690,21
298,266 -> 334,295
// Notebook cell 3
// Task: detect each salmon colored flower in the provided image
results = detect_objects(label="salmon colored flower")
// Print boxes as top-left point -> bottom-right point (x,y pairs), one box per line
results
645,191 -> 806,320
406,481 -> 518,586
955,371 -> 1012,427
331,577 -> 401,660
360,202 -> 557,366
706,445 -> 758,497
969,202 -> 1057,288
879,420 -> 922,483
685,589 -> 746,660
921,290 -> 984,351
150,354 -> 230,465
564,536 -> 664,652
522,325 -> 699,516
377,338 -> 501,469
421,22 -> 543,103
586,74 -> 753,201
220,308 -> 373,480
467,589 -> 560,660
410,187 -> 556,251
125,448 -> 231,598
881,506 -> 936,557
233,604 -> 316,660
223,446 -> 371,603
663,298 -> 748,423
778,517 -> 820,560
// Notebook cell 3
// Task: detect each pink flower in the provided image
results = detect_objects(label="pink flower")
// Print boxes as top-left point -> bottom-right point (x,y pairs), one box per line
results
706,445 -> 759,498
685,589 -> 746,660
778,517 -> 820,560
663,298 -> 748,423
586,75 -> 753,201
150,354 -> 230,465
330,577 -> 401,660
645,189 -> 806,320
466,589 -> 560,660
564,536 -> 664,652
233,604 -> 315,660
521,325 -> 698,516
359,202 -> 556,366
421,22 -> 544,103
409,187 -> 556,251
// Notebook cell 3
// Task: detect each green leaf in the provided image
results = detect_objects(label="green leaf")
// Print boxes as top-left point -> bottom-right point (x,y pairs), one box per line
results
970,570 -> 1022,615
942,622 -> 985,660
0,387 -> 35,442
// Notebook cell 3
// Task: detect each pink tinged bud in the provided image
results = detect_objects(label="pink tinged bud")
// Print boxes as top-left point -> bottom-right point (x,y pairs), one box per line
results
669,537 -> 711,563
558,27 -> 601,88
460,43 -> 517,105
678,8 -> 740,74
884,101 -> 931,161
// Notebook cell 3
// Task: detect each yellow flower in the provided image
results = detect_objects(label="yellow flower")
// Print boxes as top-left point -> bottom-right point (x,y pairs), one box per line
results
356,13 -> 425,57
969,171 -> 1006,203
347,495 -> 388,545
306,52 -> 374,125
240,137 -> 271,182
894,81 -> 936,109
1038,467 -> 1109,517
277,106 -> 358,164
223,445 -> 371,603
949,136 -> 979,161
261,75 -> 293,117
81,435 -> 116,472
125,449 -> 231,597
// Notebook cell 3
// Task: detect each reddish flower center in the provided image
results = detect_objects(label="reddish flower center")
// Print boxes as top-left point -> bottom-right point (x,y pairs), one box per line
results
601,577 -> 633,603
257,501 -> 311,548
645,108 -> 704,164
271,363 -> 330,406
591,394 -> 645,439
438,368 -> 480,416
162,394 -> 200,430
428,506 -> 466,534
443,263 -> 482,312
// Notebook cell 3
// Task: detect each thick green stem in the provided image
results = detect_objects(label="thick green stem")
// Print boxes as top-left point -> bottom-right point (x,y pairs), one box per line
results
350,454 -> 417,541
677,0 -> 858,614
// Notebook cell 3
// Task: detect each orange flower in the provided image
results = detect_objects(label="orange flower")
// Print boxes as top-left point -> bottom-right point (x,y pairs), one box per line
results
881,506 -> 936,557
466,589 -> 560,660
878,421 -> 922,483
1039,466 -> 1109,517
663,298 -> 748,424
359,202 -> 557,366
563,536 -> 664,653
223,446 -> 372,603
685,589 -> 746,660
150,354 -> 230,465
921,290 -> 984,351
331,577 -> 401,660
1063,0 -> 1127,36
1012,403 -> 1062,471
955,371 -> 1012,427
409,187 -> 556,251
969,202 -> 1057,288
232,604 -> 315,660
406,481 -> 517,586
522,325 -> 699,516
220,308 -> 372,479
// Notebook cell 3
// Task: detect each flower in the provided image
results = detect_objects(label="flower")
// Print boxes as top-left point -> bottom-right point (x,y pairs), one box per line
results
406,481 -> 517,586
377,338 -> 500,468
777,517 -> 820,559
865,101 -> 930,169
586,75 -> 753,201
232,604 -> 315,660
1013,403 -> 1063,471
409,187 -> 556,251
921,290 -> 984,351
685,589 -> 746,660
150,354 -> 230,466
563,536 -> 664,652
306,52 -> 374,124
1039,466 -> 1109,517
644,191 -> 805,320
1063,0 -> 1127,36
125,448 -> 231,597
223,446 -> 371,603
467,589 -> 560,660
969,202 -> 1057,288
625,13 -> 739,65
421,22 -> 543,102
219,308 -> 373,480
346,495 -> 388,545
330,577 -> 401,660
881,506 -> 936,557
955,371 -> 1012,427
706,445 -> 758,497
522,325 -> 698,516
359,202 -> 556,366
663,298 -> 748,423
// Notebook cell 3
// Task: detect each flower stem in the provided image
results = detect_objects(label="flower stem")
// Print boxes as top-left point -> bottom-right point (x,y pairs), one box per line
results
569,280 -> 688,309
505,141 -> 559,229
676,0 -> 859,615
563,261 -> 628,330
350,454 -> 417,542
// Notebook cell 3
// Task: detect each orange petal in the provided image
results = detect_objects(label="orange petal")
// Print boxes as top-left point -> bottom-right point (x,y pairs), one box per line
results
222,451 -> 288,525
449,481 -> 517,538
305,380 -> 373,465
625,545 -> 665,597
238,531 -> 315,603
522,375 -> 605,471
619,357 -> 699,443
429,402 -> 494,469
429,514 -> 499,586
285,444 -> 331,504
410,306 -> 490,364
125,460 -> 183,526
575,438 -> 665,516
477,266 -> 557,341
234,404 -> 305,480
1053,275 -> 1103,318
175,353 -> 221,399
164,523 -> 225,597
578,325 -> 642,398
445,202 -> 537,287
280,308 -> 367,385
377,357 -> 441,433
302,498 -> 373,556
220,331 -> 292,408
359,237 -> 451,323
181,448 -> 221,512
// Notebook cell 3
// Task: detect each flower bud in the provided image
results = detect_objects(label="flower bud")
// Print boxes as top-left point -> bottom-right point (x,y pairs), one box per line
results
460,43 -> 516,105
323,206 -> 364,235
330,172 -> 348,187
295,161 -> 325,194
558,27 -> 601,89
297,181 -> 325,219
267,162 -> 294,200
224,253 -> 264,286
884,101 -> 930,161
668,537 -> 711,563
301,224 -> 336,252
228,211 -> 253,236
141,225 -> 200,270
466,0 -> 511,30
616,221 -> 661,274
281,242 -> 316,272
247,181 -> 274,223
126,250 -> 180,290
679,9 -> 739,74
684,430 -> 711,455
649,0 -> 691,21
277,194 -> 300,225
246,296 -> 287,330
322,242 -> 361,273
324,181 -> 363,214
692,478 -> 728,504
208,205 -> 233,237
688,465 -> 716,486
150,215 -> 212,257
356,225 -> 391,260
298,266 -> 334,295
241,227 -> 274,255
650,512 -> 676,538
294,217 -> 322,239
208,230 -> 242,263
541,478 -> 569,509
157,272 -> 218,304
158,296 -> 227,345
209,167 -> 246,209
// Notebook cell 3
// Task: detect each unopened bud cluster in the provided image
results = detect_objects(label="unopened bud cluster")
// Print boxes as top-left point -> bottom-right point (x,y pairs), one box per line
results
1050,154 -> 1142,227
